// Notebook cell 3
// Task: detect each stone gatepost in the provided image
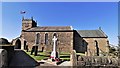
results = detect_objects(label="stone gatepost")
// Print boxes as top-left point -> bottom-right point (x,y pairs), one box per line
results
21,39 -> 25,50
0,49 -> 8,68
70,50 -> 77,67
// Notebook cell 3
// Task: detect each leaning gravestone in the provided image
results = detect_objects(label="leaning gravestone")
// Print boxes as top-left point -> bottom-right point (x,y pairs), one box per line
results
95,57 -> 102,65
77,55 -> 83,61
107,57 -> 112,64
111,58 -> 118,66
0,49 -> 7,68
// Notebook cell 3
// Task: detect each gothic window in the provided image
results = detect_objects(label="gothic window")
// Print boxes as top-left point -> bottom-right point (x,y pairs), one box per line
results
95,40 -> 98,47
53,33 -> 57,37
36,33 -> 40,44
45,33 -> 48,45
95,40 -> 99,56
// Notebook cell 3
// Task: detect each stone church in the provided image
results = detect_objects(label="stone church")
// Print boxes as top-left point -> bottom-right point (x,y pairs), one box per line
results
12,17 -> 109,56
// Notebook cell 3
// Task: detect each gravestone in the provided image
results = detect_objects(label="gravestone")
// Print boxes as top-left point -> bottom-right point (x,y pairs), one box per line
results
107,57 -> 112,64
111,58 -> 118,66
34,46 -> 38,56
78,55 -> 83,61
31,46 -> 35,55
96,57 -> 102,65
101,57 -> 108,65
31,33 -> 39,56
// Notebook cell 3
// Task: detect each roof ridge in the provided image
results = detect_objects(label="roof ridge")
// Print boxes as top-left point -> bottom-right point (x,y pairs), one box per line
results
77,29 -> 98,31
37,26 -> 71,27
98,29 -> 108,37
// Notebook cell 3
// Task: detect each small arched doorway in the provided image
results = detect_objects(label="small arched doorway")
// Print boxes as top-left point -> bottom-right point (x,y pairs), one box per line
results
15,39 -> 21,49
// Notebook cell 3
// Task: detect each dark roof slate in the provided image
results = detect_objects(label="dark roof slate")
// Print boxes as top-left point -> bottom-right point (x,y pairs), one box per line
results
25,26 -> 72,31
77,30 -> 107,38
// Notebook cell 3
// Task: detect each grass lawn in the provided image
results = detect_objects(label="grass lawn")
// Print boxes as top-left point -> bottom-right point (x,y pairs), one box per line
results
25,51 -> 49,61
25,50 -> 85,61
76,53 -> 85,56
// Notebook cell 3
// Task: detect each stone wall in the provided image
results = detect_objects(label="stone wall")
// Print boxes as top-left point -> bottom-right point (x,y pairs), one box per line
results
22,31 -> 73,53
83,38 -> 109,56
77,55 -> 120,67
70,50 -> 120,67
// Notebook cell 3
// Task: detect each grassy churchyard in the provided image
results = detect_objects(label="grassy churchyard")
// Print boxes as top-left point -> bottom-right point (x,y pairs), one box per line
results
25,50 -> 85,61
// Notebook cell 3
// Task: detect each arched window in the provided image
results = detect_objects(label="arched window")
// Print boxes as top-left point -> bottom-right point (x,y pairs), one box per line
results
95,40 -> 99,56
95,40 -> 98,47
36,33 -> 40,44
53,33 -> 57,37
45,33 -> 48,45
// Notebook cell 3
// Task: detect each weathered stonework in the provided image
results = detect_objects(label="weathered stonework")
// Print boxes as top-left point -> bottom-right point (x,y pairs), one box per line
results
21,31 -> 73,53
12,18 -> 109,56
83,38 -> 109,56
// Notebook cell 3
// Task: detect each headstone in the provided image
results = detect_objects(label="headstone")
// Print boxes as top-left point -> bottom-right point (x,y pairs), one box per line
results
31,46 -> 35,55
101,57 -> 108,65
96,57 -> 102,65
34,46 -> 38,56
42,47 -> 44,52
111,58 -> 118,65
91,57 -> 96,65
111,58 -> 115,65
77,61 -> 85,66
50,36 -> 59,60
26,45 -> 28,52
84,56 -> 91,65
31,33 -> 39,56
78,56 -> 83,61
107,57 -> 112,64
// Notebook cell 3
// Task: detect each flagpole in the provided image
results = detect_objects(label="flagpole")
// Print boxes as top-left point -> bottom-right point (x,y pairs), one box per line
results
20,11 -> 26,20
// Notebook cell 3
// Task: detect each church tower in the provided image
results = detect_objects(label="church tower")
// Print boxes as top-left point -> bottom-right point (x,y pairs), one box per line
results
22,17 -> 37,30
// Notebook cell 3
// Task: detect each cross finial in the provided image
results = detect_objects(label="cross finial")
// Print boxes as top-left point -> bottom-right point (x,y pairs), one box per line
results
52,36 -> 57,41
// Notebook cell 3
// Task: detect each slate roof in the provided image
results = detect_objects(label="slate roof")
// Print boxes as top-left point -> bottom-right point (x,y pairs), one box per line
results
77,30 -> 107,38
25,26 -> 72,31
